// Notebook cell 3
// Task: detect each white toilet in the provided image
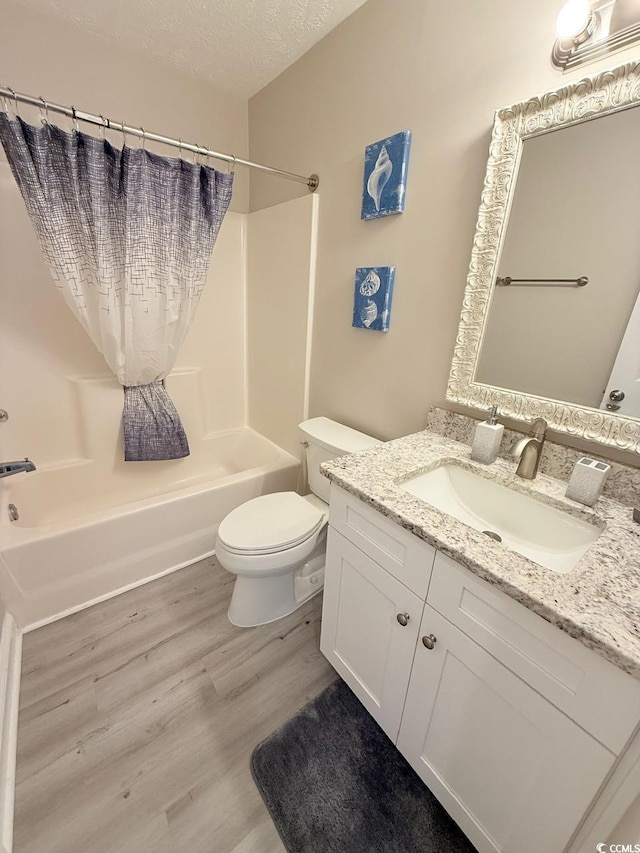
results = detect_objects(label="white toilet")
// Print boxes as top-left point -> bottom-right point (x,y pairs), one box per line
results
215,417 -> 382,627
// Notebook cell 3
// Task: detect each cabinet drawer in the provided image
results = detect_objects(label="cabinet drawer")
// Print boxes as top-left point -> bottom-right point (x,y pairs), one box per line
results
427,552 -> 640,754
329,484 -> 435,598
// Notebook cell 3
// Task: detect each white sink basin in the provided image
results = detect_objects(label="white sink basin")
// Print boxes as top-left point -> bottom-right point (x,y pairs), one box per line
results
398,463 -> 602,573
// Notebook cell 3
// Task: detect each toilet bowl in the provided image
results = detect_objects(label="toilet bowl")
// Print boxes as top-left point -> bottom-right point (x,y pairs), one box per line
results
215,418 -> 382,627
217,492 -> 328,626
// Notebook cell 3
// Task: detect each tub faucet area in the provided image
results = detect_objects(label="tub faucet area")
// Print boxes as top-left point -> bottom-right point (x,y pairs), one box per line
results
0,459 -> 36,478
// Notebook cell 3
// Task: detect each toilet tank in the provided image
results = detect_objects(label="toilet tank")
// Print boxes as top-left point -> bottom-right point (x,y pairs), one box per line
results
299,417 -> 383,503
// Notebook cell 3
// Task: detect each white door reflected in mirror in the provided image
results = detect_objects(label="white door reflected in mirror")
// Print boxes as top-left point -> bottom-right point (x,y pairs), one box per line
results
600,286 -> 640,418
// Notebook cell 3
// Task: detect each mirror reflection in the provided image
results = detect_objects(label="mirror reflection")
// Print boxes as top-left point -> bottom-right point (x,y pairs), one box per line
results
475,106 -> 640,419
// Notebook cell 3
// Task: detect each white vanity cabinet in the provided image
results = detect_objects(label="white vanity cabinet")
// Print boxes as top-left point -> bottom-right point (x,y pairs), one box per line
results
321,485 -> 640,853
321,529 -> 424,740
398,601 -> 613,853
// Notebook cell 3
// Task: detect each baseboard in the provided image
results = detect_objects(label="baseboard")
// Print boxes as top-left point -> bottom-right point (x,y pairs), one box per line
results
22,549 -> 217,634
0,613 -> 21,853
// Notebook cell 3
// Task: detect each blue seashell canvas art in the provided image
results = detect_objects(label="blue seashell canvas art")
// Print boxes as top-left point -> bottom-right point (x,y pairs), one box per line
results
361,131 -> 411,220
352,267 -> 395,332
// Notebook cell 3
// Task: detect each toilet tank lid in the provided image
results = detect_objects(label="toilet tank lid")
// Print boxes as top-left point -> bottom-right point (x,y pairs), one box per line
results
298,417 -> 383,454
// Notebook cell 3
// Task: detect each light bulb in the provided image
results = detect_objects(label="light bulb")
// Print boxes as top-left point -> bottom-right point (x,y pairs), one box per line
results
556,0 -> 592,39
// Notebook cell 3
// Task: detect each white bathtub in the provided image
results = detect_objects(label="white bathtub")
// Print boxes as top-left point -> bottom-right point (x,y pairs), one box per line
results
0,429 -> 299,629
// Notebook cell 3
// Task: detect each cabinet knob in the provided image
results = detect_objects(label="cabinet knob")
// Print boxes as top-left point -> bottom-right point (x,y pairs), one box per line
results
396,612 -> 410,626
422,634 -> 437,650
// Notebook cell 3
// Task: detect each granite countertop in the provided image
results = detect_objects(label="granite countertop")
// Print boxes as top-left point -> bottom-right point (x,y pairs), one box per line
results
321,430 -> 640,679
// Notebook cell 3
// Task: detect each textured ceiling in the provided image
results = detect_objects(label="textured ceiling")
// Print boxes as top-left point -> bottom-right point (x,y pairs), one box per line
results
14,0 -> 369,97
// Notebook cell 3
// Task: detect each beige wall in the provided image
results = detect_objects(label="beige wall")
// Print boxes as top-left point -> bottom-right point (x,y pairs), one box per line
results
477,107 -> 640,409
248,0 -> 640,455
247,195 -> 318,456
0,0 -> 249,212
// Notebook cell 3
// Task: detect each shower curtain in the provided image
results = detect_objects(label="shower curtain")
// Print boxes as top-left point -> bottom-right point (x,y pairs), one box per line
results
0,113 -> 233,461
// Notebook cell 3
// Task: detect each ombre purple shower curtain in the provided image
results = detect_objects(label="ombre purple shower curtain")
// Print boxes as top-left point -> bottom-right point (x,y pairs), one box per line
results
0,113 -> 233,460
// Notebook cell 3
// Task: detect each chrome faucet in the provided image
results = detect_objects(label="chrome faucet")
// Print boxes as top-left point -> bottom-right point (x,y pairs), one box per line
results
0,458 -> 36,478
512,419 -> 547,480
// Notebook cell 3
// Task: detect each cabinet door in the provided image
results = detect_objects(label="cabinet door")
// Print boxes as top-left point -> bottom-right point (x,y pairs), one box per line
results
321,528 -> 423,742
397,605 -> 615,853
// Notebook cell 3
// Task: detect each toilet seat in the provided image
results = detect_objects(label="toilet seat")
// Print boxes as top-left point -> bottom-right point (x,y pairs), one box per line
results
217,492 -> 326,556
216,417 -> 382,627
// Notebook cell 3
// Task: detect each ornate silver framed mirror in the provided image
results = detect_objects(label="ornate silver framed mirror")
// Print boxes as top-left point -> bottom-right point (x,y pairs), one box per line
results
447,60 -> 640,453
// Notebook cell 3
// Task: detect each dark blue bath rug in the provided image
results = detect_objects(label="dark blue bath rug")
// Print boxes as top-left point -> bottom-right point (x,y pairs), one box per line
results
251,679 -> 478,853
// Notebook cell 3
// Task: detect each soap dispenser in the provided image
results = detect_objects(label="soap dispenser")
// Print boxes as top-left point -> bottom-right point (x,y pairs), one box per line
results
471,406 -> 504,465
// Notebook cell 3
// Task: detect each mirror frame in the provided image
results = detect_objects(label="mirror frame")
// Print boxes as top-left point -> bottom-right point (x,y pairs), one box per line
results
447,59 -> 640,454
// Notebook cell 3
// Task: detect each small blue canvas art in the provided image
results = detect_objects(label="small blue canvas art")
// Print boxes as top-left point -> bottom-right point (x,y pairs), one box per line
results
361,131 -> 411,220
352,267 -> 395,333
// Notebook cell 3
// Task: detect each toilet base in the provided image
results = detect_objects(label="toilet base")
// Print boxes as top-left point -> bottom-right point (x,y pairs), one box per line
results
227,557 -> 325,628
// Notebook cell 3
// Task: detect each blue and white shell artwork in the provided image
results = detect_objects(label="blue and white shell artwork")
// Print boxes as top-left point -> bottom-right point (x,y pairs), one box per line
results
360,299 -> 378,328
352,267 -> 395,333
366,146 -> 393,213
361,131 -> 411,220
360,269 -> 381,296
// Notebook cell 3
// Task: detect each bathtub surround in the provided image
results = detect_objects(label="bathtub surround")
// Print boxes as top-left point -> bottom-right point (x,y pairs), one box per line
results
0,114 -> 234,461
252,679 -> 477,853
247,195 -> 319,458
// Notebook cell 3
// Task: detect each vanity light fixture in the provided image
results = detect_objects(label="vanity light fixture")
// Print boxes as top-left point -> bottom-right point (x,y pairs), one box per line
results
556,0 -> 596,39
552,0 -> 640,70
553,0 -> 599,67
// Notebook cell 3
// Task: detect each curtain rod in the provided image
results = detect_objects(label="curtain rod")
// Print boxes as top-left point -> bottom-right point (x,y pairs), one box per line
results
0,86 -> 319,191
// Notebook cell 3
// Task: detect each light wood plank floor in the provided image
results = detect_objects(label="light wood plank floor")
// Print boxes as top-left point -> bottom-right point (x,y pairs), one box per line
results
14,557 -> 336,853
